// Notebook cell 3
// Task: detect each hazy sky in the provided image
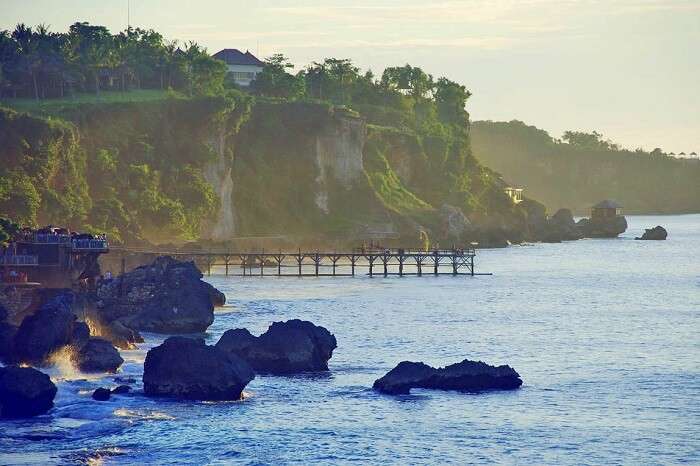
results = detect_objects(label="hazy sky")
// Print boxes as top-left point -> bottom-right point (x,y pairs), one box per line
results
3,0 -> 699,152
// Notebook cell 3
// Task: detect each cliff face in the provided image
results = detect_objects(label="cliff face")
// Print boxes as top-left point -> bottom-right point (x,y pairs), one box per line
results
202,125 -> 235,241
313,113 -> 367,213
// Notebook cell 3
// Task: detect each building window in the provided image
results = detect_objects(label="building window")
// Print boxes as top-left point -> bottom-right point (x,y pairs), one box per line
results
231,71 -> 256,81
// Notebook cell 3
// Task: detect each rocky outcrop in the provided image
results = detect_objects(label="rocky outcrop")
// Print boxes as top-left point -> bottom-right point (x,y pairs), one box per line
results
205,282 -> 226,307
577,215 -> 627,238
636,225 -> 667,240
72,338 -> 124,373
96,256 -> 219,334
314,113 -> 367,213
542,208 -> 583,242
216,319 -> 337,374
373,359 -> 523,395
143,336 -> 254,400
13,291 -> 77,365
0,366 -> 57,418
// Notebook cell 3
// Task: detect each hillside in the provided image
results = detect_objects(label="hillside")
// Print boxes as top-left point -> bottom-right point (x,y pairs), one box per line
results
471,120 -> 700,215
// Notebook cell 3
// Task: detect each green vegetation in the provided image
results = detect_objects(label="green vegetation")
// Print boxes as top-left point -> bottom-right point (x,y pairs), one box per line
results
471,120 -> 700,214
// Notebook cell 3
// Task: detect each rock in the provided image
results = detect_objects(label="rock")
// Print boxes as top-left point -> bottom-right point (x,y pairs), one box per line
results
0,366 -> 57,418
113,376 -> 136,384
0,302 -> 8,322
143,336 -> 254,400
13,291 -> 77,365
111,385 -> 131,395
92,387 -> 111,401
636,225 -> 668,240
373,359 -> 523,395
71,322 -> 91,349
577,215 -> 627,238
72,338 -> 123,373
216,319 -> 337,374
96,256 -> 219,334
547,208 -> 583,241
205,282 -> 226,307
0,322 -> 18,364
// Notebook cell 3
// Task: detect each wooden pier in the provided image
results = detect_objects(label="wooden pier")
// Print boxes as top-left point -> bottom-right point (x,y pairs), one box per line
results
110,247 -> 488,278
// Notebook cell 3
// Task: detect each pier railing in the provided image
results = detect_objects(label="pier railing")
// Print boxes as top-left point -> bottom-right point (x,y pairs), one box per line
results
110,247 -> 486,278
0,254 -> 39,266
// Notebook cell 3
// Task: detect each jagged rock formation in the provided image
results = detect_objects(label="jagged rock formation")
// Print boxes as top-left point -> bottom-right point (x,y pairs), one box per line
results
143,336 -> 254,400
96,256 -> 218,334
0,366 -> 57,418
636,225 -> 667,240
373,359 -> 523,395
216,319 -> 337,374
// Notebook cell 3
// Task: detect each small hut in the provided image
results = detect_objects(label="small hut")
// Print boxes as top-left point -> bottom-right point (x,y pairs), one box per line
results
591,200 -> 622,220
504,187 -> 523,204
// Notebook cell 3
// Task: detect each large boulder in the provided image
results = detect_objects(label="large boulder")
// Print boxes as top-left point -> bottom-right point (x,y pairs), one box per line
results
92,387 -> 111,401
373,359 -> 523,395
636,225 -> 668,240
13,291 -> 77,365
71,338 -> 123,373
143,336 -> 254,400
577,215 -> 627,238
216,320 -> 337,374
96,256 -> 220,334
0,366 -> 57,418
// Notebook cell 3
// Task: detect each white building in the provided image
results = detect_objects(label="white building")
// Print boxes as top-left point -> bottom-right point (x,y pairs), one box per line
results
212,49 -> 265,87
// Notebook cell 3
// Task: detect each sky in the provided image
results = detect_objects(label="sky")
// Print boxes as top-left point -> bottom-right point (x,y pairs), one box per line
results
3,0 -> 699,153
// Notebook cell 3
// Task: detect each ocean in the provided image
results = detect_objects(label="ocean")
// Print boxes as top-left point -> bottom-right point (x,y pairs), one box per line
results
1,214 -> 698,465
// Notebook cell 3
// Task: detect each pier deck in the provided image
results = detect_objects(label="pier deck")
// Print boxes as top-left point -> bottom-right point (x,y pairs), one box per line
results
110,247 -> 488,277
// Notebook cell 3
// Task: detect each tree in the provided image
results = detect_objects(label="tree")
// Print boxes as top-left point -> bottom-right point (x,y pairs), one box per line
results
66,22 -> 114,94
434,77 -> 471,124
251,53 -> 305,99
381,64 -> 434,99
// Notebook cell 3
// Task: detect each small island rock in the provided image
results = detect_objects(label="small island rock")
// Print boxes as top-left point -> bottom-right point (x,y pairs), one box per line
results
0,366 -> 57,418
143,336 -> 254,400
373,359 -> 523,395
216,319 -> 337,374
636,225 -> 667,240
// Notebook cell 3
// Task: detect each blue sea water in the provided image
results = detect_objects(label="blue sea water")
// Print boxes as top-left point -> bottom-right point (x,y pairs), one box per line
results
1,215 -> 699,465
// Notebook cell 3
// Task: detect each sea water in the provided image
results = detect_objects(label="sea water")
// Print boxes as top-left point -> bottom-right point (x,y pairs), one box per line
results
1,215 -> 698,465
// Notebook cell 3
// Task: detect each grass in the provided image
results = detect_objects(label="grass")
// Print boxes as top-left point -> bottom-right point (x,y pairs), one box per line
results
0,89 -> 179,115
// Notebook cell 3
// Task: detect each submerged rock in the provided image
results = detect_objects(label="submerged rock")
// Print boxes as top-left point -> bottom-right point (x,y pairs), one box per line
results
216,319 -> 337,374
373,359 -> 523,395
0,366 -> 57,418
143,336 -> 254,400
92,387 -> 111,401
636,225 -> 667,240
96,256 -> 219,334
72,338 -> 123,373
13,291 -> 77,365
